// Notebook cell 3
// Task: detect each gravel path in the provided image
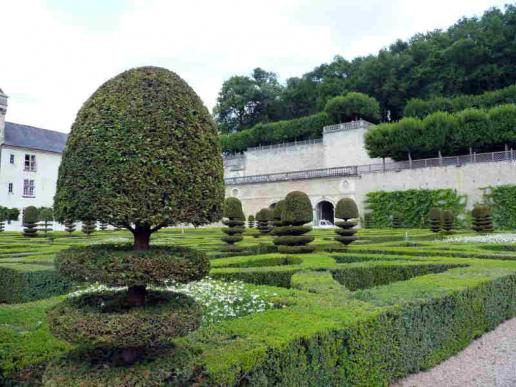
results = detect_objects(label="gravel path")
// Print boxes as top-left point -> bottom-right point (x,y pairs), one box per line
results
391,317 -> 516,387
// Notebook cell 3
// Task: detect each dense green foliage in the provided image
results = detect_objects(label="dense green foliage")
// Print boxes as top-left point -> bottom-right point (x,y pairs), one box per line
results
38,208 -> 54,235
472,204 -> 494,233
220,112 -> 331,153
271,200 -> 286,227
247,215 -> 255,228
215,6 -> 516,131
365,104 -> 516,160
334,198 -> 359,246
274,192 -> 314,253
428,207 -> 442,233
22,206 -> 39,238
485,184 -> 516,229
221,198 -> 245,249
324,92 -> 380,123
366,189 -> 466,228
403,84 -> 516,118
54,66 -> 224,237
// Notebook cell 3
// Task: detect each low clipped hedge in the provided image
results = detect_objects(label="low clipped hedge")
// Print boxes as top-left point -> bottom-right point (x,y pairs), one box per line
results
55,245 -> 210,286
0,264 -> 72,303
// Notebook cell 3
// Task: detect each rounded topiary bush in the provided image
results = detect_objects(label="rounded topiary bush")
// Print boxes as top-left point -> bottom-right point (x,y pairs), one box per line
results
274,191 -> 314,254
271,200 -> 286,228
247,214 -> 255,228
428,207 -> 442,233
472,204 -> 494,233
334,198 -> 359,246
221,197 -> 245,251
22,206 -> 39,237
256,208 -> 273,235
46,66 -> 224,380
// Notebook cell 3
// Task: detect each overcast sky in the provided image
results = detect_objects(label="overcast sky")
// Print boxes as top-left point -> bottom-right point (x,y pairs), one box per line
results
0,0 -> 508,132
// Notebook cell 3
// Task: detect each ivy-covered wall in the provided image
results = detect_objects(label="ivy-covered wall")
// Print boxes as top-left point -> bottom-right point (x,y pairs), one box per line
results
485,184 -> 516,229
365,189 -> 467,228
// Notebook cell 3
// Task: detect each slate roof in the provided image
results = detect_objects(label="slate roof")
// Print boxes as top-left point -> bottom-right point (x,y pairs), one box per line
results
3,122 -> 68,153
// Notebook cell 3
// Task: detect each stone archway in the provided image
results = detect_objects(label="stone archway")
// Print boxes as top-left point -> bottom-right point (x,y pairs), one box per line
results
315,200 -> 335,225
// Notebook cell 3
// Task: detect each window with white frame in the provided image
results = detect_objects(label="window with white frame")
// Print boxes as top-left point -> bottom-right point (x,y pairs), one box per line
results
23,179 -> 35,197
24,154 -> 37,171
8,183 -> 13,193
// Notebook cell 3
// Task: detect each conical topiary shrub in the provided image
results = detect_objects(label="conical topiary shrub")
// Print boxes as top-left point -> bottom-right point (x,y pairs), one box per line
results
273,191 -> 314,254
247,215 -> 255,229
442,210 -> 454,232
22,206 -> 39,237
472,204 -> 494,233
45,67 -> 224,385
81,219 -> 96,237
221,197 -> 245,251
64,219 -> 75,235
428,207 -> 442,233
256,208 -> 273,236
334,198 -> 359,246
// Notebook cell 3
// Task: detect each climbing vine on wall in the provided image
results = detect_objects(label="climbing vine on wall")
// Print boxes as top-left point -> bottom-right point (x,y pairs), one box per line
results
484,185 -> 516,229
365,189 -> 467,228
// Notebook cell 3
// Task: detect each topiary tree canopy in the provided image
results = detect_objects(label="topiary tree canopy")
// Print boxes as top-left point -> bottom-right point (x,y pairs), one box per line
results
281,192 -> 313,226
23,206 -> 39,237
223,197 -> 245,221
335,198 -> 359,221
54,66 -> 224,250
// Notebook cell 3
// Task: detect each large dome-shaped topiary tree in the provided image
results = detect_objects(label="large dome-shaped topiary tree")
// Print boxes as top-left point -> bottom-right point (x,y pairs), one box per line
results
334,198 -> 359,246
221,197 -> 245,251
46,67 -> 224,383
274,191 -> 314,254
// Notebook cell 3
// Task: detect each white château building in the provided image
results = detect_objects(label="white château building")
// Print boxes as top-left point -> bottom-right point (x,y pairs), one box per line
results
0,88 -> 67,230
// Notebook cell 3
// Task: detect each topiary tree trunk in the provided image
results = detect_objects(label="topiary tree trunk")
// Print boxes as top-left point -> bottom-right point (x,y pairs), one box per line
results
334,198 -> 359,246
273,192 -> 314,254
428,207 -> 442,233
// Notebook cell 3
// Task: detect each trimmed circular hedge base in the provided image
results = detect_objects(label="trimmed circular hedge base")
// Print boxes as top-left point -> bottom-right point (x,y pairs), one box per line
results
43,345 -> 199,386
47,290 -> 202,349
55,245 -> 210,286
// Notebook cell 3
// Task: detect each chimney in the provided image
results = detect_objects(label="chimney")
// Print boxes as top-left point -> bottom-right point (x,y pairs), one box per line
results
0,88 -> 7,144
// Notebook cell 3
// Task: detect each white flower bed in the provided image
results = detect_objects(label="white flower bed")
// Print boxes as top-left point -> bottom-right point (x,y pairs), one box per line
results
443,233 -> 516,244
68,278 -> 277,325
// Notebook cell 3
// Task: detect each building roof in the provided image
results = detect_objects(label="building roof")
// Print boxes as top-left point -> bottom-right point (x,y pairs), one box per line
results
4,122 -> 68,153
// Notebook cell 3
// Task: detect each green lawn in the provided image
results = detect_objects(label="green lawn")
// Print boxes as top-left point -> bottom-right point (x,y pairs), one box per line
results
1,227 -> 515,385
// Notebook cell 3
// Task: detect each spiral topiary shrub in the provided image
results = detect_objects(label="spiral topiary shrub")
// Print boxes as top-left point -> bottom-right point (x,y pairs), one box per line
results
45,66 -> 224,384
63,219 -> 75,235
247,215 -> 255,228
442,210 -> 454,232
99,221 -> 108,231
274,191 -> 314,254
81,219 -> 96,237
472,204 -> 494,233
428,207 -> 442,233
221,197 -> 245,251
334,198 -> 359,246
22,206 -> 39,237
256,208 -> 273,236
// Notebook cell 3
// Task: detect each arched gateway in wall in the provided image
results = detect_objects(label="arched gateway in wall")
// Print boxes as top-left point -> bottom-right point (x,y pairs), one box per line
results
315,200 -> 335,225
